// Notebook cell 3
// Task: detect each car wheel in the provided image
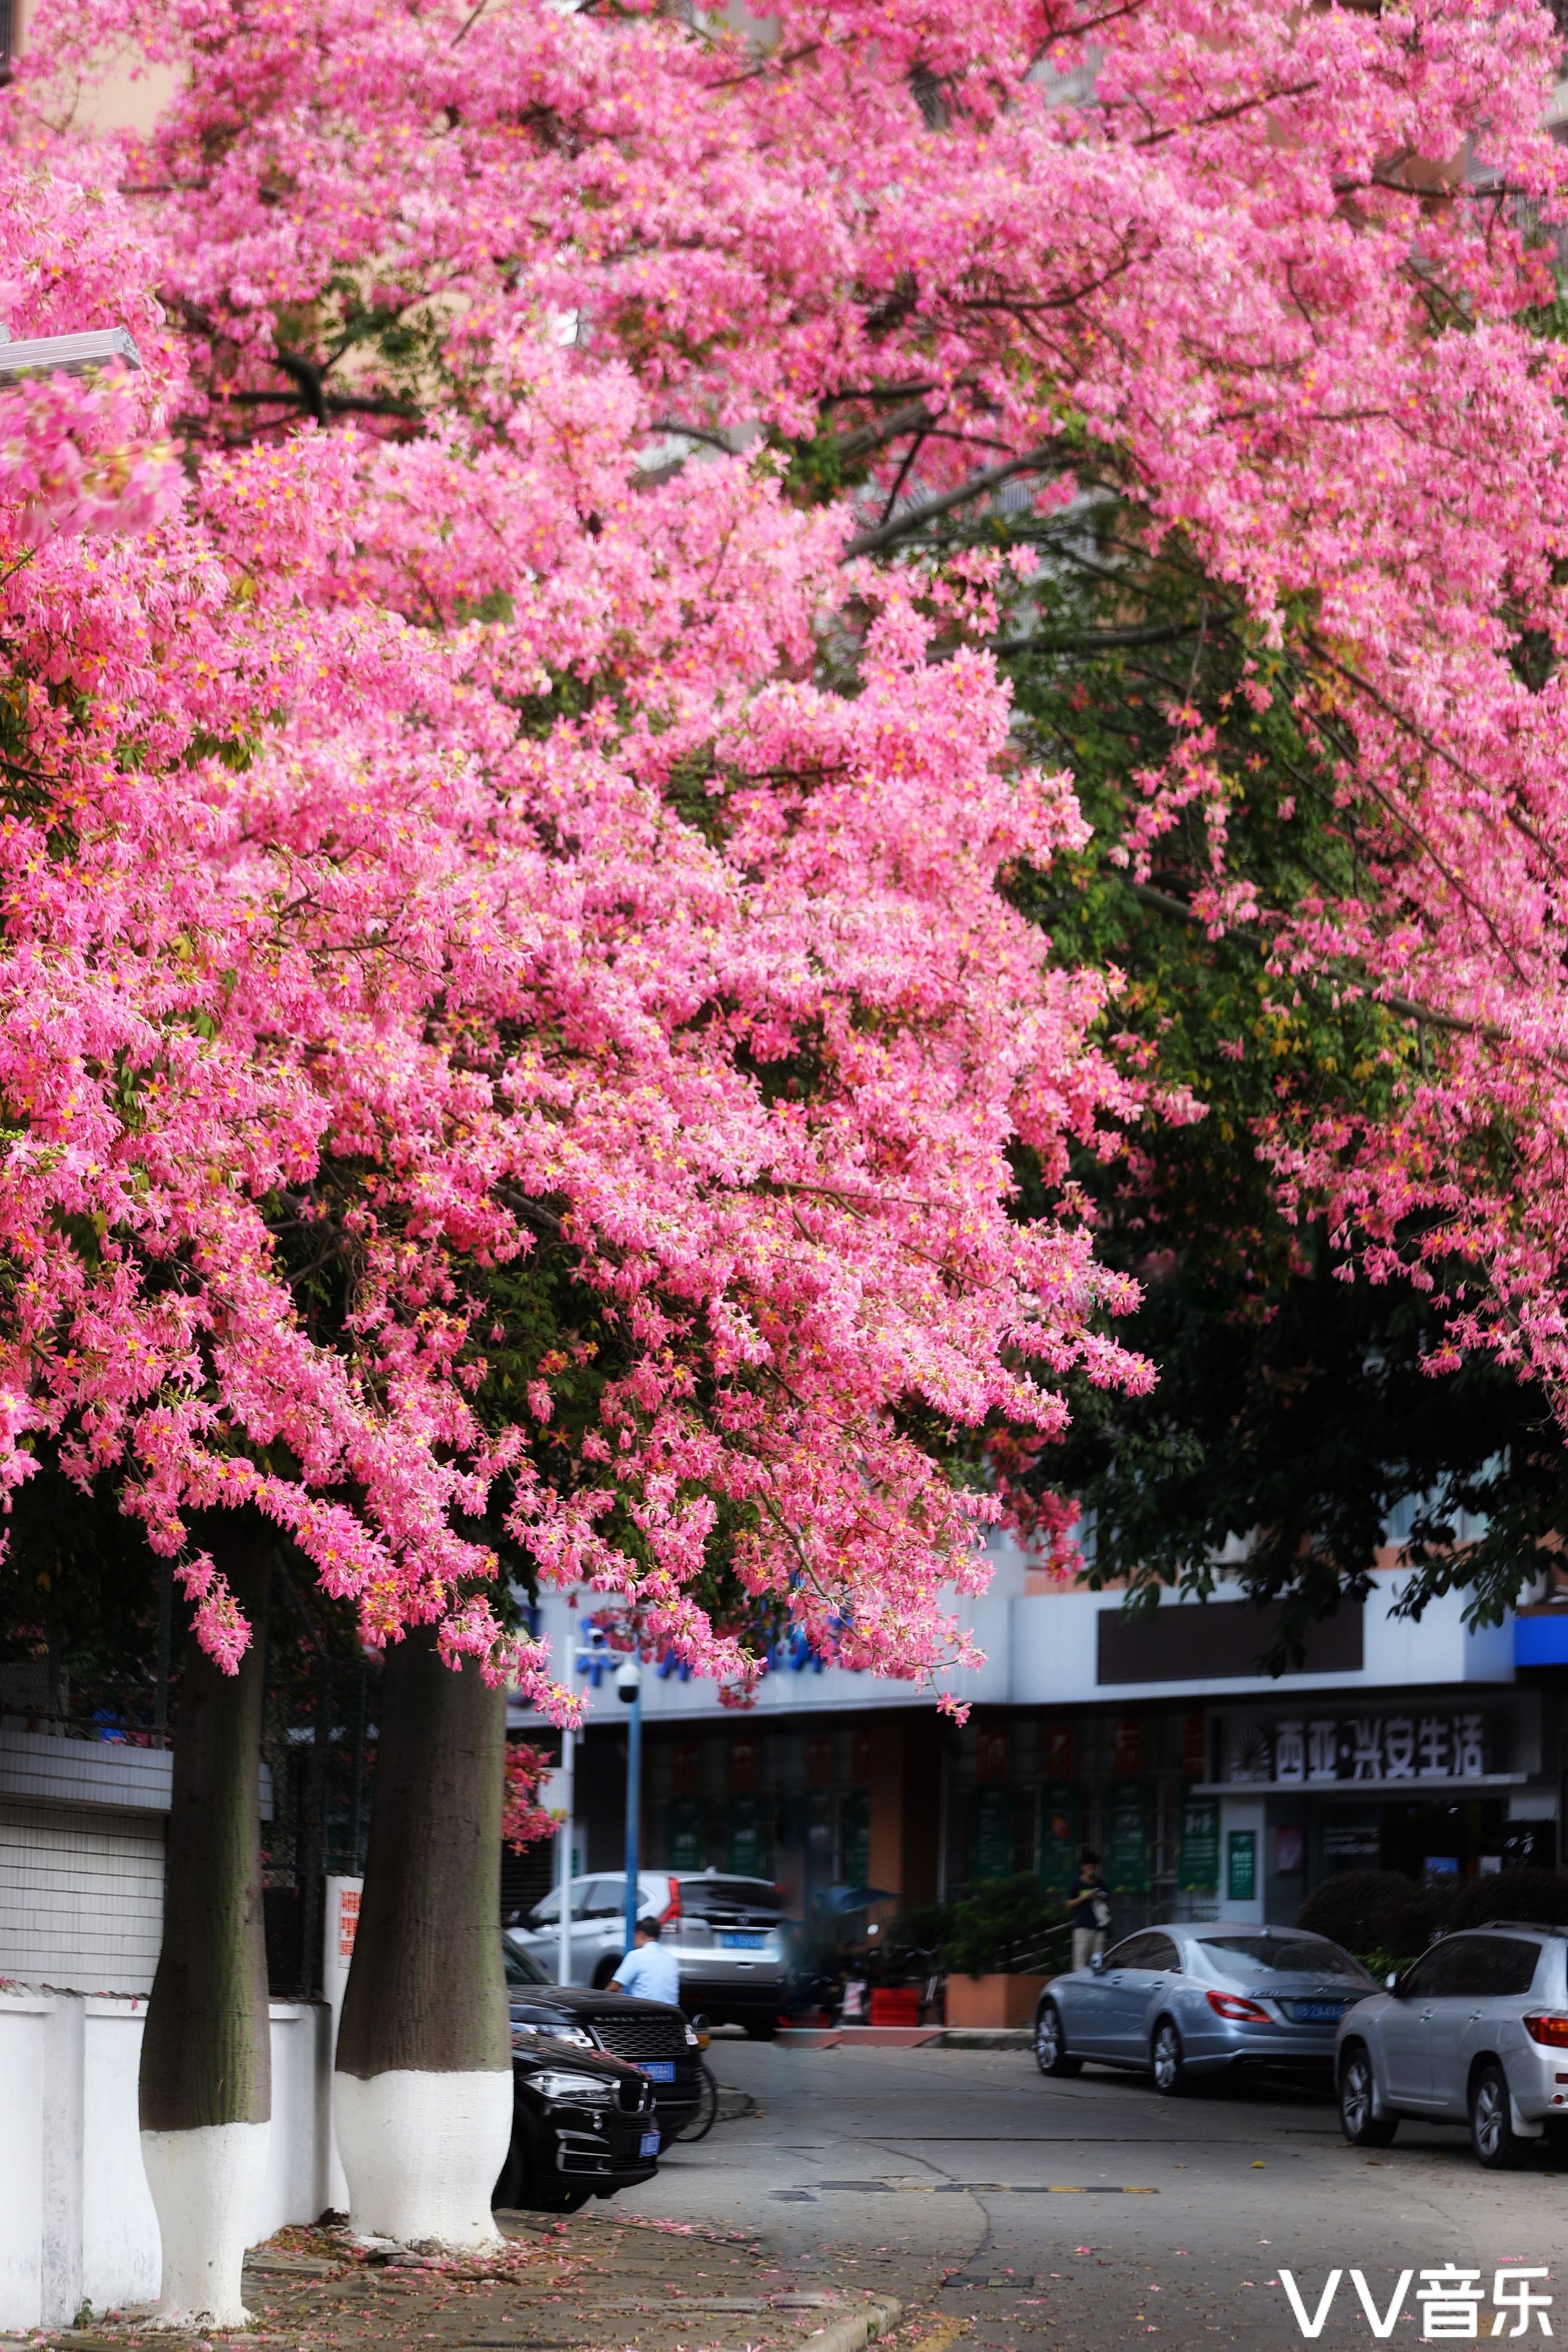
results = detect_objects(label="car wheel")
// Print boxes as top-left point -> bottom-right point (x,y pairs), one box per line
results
1034,2001 -> 1082,2078
1338,2046 -> 1397,2147
743,2017 -> 777,2041
1471,2062 -> 1527,2171
1151,2018 -> 1189,2096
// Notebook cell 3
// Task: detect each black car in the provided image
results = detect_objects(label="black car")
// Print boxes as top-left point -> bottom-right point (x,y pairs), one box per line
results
502,1940 -> 704,2144
497,2035 -> 662,2215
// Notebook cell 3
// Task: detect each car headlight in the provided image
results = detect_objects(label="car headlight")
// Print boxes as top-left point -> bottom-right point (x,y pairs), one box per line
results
531,2068 -> 618,2106
683,2022 -> 701,2047
511,2019 -> 595,2051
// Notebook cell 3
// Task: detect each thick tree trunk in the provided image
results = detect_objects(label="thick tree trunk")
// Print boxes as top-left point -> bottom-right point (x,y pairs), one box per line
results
335,1626 -> 510,2250
138,1522 -> 271,2327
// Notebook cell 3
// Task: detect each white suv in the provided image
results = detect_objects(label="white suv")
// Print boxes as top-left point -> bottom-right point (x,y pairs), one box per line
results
507,1869 -> 788,2035
1335,1922 -> 1568,2168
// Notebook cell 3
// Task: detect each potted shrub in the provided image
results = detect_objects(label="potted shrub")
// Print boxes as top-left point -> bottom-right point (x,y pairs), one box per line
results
940,1876 -> 1066,2028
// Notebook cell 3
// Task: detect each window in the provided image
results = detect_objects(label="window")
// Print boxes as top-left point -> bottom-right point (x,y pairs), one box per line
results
1395,1943 -> 1466,2000
1446,1935 -> 1542,2000
531,1879 -> 603,1924
1203,1935 -> 1375,1985
503,1943 -> 550,1987
1143,1935 -> 1182,1973
584,1877 -> 626,1917
1106,1934 -> 1166,1972
678,1877 -> 784,1919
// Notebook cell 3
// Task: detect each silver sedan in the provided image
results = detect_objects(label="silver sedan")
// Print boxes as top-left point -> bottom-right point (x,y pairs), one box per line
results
1032,1922 -> 1379,2094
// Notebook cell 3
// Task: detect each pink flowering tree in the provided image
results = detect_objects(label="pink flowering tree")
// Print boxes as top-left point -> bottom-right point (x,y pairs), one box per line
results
30,0 -> 1568,1493
17,0 -> 1568,2263
0,99 -> 1150,2277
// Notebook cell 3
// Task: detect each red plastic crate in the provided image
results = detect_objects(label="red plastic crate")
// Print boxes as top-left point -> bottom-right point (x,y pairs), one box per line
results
867,1986 -> 923,2026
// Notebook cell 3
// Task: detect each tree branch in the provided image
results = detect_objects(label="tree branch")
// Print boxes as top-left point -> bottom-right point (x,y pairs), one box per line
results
842,442 -> 1060,558
995,618 -> 1212,656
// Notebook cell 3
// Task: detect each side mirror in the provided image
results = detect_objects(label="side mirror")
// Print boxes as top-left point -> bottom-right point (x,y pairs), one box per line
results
1090,1952 -> 1105,1974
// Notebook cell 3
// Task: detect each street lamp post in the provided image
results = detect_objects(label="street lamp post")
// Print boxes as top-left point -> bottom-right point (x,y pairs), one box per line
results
555,1718 -> 575,1988
616,1649 -> 643,1958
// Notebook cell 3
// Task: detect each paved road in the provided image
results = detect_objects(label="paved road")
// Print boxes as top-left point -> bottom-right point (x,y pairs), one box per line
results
624,2043 -> 1566,2349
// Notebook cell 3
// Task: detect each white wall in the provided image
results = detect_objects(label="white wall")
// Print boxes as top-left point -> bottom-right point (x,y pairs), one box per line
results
0,1989 -> 334,2331
81,2001 -> 159,2313
0,1798 -> 166,1993
0,1996 -> 46,2331
0,1728 -> 276,1997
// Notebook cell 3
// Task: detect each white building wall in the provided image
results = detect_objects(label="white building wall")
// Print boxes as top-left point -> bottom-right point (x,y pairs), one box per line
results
0,1798 -> 166,1993
511,1564 -> 1516,1732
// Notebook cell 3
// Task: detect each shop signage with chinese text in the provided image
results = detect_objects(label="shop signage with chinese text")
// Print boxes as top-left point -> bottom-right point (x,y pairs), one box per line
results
1217,1706 -> 1500,1788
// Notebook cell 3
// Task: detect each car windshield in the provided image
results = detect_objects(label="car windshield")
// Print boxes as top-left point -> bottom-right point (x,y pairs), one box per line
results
1201,1935 -> 1374,1985
503,1942 -> 552,1987
679,1877 -> 783,1917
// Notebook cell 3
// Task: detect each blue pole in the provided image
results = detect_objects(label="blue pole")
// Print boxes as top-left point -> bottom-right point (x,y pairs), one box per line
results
623,1649 -> 642,1958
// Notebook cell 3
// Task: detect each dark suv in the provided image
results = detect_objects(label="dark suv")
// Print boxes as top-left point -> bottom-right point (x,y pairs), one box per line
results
502,1938 -> 703,2143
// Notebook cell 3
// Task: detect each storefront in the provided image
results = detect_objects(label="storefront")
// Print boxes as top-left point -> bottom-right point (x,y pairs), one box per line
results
1199,1694 -> 1555,1925
511,1570 -> 1561,1933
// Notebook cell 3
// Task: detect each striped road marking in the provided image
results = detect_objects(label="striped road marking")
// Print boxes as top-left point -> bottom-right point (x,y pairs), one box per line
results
772,2182 -> 1159,2197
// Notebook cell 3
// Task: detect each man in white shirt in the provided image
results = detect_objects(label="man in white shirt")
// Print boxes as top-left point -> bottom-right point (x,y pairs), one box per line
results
608,1915 -> 682,2006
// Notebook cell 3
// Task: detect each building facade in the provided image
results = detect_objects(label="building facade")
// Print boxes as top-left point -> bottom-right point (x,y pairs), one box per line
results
510,1542 -> 1566,1932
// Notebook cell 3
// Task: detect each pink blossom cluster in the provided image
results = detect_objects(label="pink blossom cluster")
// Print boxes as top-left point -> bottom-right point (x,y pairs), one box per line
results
501,1742 -> 556,1853
0,126 -> 1145,1704
0,369 -> 179,539
7,0 -> 1568,1689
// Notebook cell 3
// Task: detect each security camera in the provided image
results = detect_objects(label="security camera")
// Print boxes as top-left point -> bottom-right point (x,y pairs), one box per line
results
614,1658 -> 642,1705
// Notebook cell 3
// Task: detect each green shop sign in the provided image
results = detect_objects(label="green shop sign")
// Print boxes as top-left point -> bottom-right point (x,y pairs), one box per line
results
667,1797 -> 706,1874
842,1789 -> 870,1887
971,1784 -> 1015,1882
1106,1781 -> 1150,1894
727,1795 -> 767,1877
1038,1783 -> 1079,1893
1178,1797 -> 1220,1893
1227,1829 -> 1257,1904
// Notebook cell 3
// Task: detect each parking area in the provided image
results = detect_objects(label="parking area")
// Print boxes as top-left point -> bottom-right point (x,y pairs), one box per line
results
639,2041 -> 1567,2348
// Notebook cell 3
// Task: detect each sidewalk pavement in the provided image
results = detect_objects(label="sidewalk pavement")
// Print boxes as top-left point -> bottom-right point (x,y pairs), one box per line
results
23,2208 -> 905,2352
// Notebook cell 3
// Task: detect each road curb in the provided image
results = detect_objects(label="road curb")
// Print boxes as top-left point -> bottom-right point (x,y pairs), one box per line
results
805,2294 -> 902,2352
933,2026 -> 1031,2049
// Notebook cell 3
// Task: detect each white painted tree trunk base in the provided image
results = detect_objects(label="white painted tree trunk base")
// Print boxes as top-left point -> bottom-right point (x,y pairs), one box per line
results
139,2119 -> 269,2328
335,2068 -> 511,2253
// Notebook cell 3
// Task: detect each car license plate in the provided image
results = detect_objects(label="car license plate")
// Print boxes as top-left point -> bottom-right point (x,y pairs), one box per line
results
719,1931 -> 764,1949
1290,2001 -> 1342,2021
636,2059 -> 676,2083
639,2130 -> 661,2157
